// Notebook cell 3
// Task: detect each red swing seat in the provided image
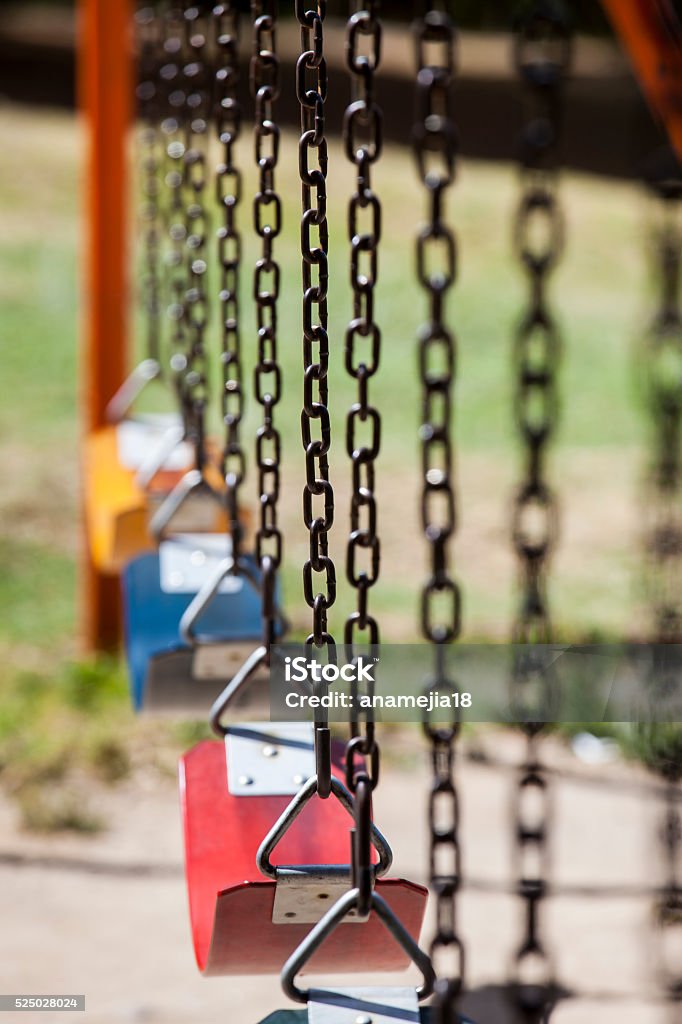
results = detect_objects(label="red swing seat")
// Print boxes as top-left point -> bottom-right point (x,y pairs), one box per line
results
179,737 -> 428,976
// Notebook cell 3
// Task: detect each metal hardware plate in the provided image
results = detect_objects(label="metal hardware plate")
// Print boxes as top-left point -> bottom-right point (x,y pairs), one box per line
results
116,416 -> 192,471
159,534 -> 237,594
272,868 -> 367,926
225,723 -> 315,796
308,988 -> 419,1024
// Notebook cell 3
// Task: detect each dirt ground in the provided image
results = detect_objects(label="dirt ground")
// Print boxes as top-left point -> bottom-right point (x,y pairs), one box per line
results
0,729 -> 674,1024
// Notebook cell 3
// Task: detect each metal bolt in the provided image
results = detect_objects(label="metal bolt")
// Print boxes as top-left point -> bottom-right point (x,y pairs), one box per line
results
355,1016 -> 372,1024
292,774 -> 305,785
238,775 -> 253,786
190,549 -> 206,566
262,745 -> 279,758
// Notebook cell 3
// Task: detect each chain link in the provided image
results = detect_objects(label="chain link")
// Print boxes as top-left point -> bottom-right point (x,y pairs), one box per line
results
251,0 -> 283,647
296,0 -> 334,797
214,1 -> 245,553
343,0 -> 382,773
510,4 -> 570,1019
412,6 -> 463,1019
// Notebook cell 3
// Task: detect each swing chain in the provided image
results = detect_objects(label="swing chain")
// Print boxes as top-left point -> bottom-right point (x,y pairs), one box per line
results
297,0 -> 335,650
413,5 -> 463,1019
251,0 -> 283,647
644,188 -> 682,642
297,0 -> 335,797
161,5 -> 192,430
179,3 -> 211,472
214,0 -> 245,555
641,179 -> 682,1004
136,5 -> 164,370
510,4 -> 570,1019
343,0 -> 383,767
511,0 -> 570,646
658,781 -> 682,1000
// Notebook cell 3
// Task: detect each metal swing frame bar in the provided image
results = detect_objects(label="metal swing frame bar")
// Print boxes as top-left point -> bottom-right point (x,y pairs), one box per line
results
79,0 -> 134,650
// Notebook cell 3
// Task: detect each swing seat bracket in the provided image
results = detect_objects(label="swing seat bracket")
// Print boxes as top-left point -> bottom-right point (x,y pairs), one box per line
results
272,868 -> 367,926
226,724 -> 315,797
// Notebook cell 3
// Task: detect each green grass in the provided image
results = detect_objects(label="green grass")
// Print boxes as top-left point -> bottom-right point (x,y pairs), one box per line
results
0,102 -> 669,825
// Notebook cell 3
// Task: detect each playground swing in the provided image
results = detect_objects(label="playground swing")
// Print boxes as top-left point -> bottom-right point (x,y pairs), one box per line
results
176,0 -> 431,989
122,2 -> 290,713
75,0 -> 682,1019
84,10 -> 218,576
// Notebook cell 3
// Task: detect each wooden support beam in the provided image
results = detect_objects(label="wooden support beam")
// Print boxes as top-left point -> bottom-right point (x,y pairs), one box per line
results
79,0 -> 133,650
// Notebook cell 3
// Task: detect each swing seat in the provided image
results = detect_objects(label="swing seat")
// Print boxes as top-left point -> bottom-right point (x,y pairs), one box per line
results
83,420 -> 223,574
180,735 -> 428,977
122,538 -> 266,712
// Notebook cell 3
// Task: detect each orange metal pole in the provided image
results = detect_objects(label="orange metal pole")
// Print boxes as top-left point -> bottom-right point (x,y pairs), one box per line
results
600,0 -> 682,163
79,0 -> 133,650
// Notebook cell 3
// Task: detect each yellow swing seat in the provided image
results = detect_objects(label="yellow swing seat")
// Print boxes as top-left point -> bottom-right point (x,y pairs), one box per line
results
84,420 -> 229,574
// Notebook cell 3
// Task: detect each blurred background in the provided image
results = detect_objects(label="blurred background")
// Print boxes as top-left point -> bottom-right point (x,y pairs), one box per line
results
0,2 -> 681,1022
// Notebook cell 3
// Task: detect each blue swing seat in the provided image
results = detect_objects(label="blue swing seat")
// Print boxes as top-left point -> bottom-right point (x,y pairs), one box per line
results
122,534 -> 267,712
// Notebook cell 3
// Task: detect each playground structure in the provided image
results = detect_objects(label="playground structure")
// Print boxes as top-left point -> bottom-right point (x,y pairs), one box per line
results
77,2 -> 682,1022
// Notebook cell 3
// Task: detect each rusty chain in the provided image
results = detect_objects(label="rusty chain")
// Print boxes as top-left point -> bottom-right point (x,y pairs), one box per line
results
250,0 -> 283,647
412,5 -> 463,1020
214,1 -> 245,553
510,3 -> 570,1020
296,0 -> 335,795
343,0 -> 383,788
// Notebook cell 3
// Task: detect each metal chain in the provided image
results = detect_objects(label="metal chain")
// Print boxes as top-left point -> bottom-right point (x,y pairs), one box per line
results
343,0 -> 382,780
510,4 -> 570,1020
641,180 -> 682,1013
296,0 -> 335,795
412,6 -> 463,1020
136,4 -> 164,370
643,187 -> 682,643
214,1 -> 245,555
160,5 -> 193,429
251,0 -> 283,647
657,780 -> 682,1008
181,3 -> 211,471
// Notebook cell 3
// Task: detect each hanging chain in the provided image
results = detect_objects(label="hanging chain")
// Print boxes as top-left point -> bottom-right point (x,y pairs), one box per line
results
180,3 -> 211,471
643,186 -> 682,643
343,0 -> 382,781
296,1 -> 335,795
641,179 -> 682,1012
214,1 -> 245,555
161,5 -> 193,430
136,4 -> 164,371
251,0 -> 283,647
412,6 -> 463,1020
510,4 -> 570,1020
658,779 -> 682,1008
